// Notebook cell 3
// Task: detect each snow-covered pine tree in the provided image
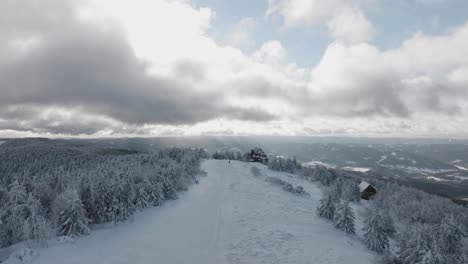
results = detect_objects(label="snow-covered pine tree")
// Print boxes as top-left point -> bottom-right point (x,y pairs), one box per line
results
148,180 -> 163,206
133,182 -> 150,210
333,200 -> 355,234
398,225 -> 445,264
313,165 -> 336,185
380,210 -> 396,237
56,190 -> 90,237
317,191 -> 336,220
329,183 -> 342,202
458,250 -> 468,264
162,177 -> 178,200
434,214 -> 465,255
362,210 -> 389,253
420,244 -> 445,264
23,193 -> 50,246
341,180 -> 360,202
285,158 -> 295,173
79,176 -> 96,223
114,178 -> 135,222
293,156 -> 300,170
8,180 -> 27,205
0,180 -> 28,245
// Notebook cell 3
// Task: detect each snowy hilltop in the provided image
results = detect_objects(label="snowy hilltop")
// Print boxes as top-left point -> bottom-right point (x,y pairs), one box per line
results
2,160 -> 375,264
0,140 -> 467,263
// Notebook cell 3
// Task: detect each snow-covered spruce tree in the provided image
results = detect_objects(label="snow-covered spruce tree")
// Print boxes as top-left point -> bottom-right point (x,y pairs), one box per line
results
162,177 -> 178,200
333,200 -> 355,234
55,190 -> 90,237
7,180 -> 28,205
341,180 -> 360,202
284,158 -> 295,173
94,175 -> 116,223
329,183 -> 342,202
23,193 -> 50,246
380,210 -> 396,238
458,250 -> 468,264
398,225 -> 445,264
313,165 -> 336,186
79,176 -> 96,223
112,178 -> 135,222
420,244 -> 446,264
317,191 -> 336,220
434,214 -> 466,255
133,182 -> 151,210
0,180 -> 28,246
147,179 -> 164,207
362,210 -> 389,253
268,157 -> 279,171
93,174 -> 133,223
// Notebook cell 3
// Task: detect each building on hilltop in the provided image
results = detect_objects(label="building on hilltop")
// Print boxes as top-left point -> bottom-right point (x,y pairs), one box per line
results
359,181 -> 377,200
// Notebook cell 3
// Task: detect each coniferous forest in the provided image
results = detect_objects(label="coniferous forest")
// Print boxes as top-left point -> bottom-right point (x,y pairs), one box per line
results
0,140 -> 207,248
308,165 -> 468,263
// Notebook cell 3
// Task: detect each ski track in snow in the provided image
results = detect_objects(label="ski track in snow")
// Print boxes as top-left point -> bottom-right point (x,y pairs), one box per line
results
13,160 -> 374,264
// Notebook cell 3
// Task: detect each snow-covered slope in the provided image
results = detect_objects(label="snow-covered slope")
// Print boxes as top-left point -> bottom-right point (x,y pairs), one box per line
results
7,160 -> 373,264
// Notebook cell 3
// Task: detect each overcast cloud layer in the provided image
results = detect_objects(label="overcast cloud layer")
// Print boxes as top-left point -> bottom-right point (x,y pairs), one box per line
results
1,0 -> 468,137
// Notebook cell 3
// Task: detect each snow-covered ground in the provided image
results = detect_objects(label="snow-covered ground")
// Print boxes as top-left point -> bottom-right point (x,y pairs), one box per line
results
6,160 -> 374,264
341,166 -> 371,173
454,164 -> 468,171
302,160 -> 337,168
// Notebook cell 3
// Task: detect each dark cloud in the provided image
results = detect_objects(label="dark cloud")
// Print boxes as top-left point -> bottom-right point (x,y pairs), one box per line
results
227,75 -> 311,108
2,0 -> 467,137
172,60 -> 206,82
223,107 -> 277,121
0,0 -> 276,135
316,82 -> 410,118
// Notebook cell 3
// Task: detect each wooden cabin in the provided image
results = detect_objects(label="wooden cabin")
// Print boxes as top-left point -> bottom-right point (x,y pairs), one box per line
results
359,181 -> 377,200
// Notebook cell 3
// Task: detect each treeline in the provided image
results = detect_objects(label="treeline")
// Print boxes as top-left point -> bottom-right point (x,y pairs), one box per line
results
211,150 -> 244,161
268,156 -> 302,173
265,176 -> 306,195
0,143 -> 207,248
308,165 -> 468,264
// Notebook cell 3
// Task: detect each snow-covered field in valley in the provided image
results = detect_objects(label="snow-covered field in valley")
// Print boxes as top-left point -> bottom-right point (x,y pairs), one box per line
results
6,160 -> 374,264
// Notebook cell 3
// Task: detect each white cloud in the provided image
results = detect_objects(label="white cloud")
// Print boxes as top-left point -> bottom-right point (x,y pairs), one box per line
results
253,40 -> 287,66
80,0 -> 216,75
307,21 -> 468,120
326,7 -> 373,44
448,67 -> 468,87
266,0 -> 338,27
267,0 -> 374,43
2,0 -> 468,137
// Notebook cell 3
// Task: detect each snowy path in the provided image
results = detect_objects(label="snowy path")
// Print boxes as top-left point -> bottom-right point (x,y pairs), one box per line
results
12,160 -> 373,264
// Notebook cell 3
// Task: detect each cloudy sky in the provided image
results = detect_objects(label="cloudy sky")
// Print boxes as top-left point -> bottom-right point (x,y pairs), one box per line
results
1,0 -> 468,138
